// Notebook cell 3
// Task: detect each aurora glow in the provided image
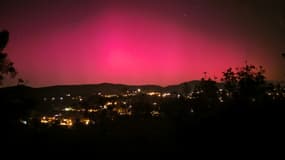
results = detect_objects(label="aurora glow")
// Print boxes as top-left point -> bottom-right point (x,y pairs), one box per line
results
1,0 -> 284,86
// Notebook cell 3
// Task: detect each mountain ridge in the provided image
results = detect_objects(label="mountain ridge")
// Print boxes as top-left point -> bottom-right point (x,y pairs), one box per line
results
0,80 -> 208,98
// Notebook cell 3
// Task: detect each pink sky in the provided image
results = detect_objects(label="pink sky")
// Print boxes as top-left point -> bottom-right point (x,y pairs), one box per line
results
2,1 -> 284,87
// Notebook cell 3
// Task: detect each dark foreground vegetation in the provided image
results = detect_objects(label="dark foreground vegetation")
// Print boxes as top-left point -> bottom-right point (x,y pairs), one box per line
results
1,64 -> 285,153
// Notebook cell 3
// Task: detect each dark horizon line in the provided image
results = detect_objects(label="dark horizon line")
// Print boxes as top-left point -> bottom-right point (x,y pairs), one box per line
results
4,79 -> 285,89
20,80 -> 203,89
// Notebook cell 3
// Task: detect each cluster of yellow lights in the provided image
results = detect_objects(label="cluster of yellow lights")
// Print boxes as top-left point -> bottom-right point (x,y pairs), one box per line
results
103,94 -> 118,98
60,118 -> 73,126
162,93 -> 171,97
71,96 -> 84,101
122,93 -> 136,97
63,107 -> 75,112
40,119 -> 49,124
62,107 -> 88,112
40,116 -> 93,127
114,107 -> 132,116
40,116 -> 55,124
78,109 -> 86,112
146,92 -> 161,96
88,108 -> 99,113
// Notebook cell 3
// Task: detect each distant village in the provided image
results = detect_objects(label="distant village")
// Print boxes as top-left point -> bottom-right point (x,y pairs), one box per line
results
18,84 -> 285,128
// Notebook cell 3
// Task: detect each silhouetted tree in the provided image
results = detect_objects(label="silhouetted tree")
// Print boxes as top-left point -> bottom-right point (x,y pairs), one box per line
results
0,30 -> 9,51
221,67 -> 238,97
0,30 -> 33,128
0,30 -> 17,84
221,64 -> 266,103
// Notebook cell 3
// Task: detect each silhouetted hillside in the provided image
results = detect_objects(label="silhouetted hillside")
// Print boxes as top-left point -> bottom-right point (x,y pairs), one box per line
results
0,81 -> 218,98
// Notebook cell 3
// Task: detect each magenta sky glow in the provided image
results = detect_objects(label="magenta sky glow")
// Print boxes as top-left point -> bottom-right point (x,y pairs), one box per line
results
1,1 -> 285,87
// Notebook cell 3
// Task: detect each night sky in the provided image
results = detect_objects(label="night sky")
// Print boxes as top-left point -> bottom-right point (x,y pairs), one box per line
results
1,0 -> 285,87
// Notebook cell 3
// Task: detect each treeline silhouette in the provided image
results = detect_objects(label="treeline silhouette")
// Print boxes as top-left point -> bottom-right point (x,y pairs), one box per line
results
169,64 -> 285,151
0,30 -> 17,85
1,64 -> 282,153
